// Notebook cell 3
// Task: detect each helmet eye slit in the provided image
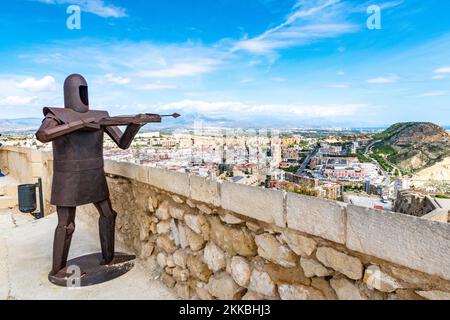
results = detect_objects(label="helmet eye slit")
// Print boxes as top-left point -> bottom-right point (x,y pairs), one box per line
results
79,85 -> 89,106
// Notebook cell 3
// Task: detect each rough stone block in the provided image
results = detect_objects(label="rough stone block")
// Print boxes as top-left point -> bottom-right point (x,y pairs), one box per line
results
160,273 -> 176,288
316,247 -> 363,280
311,277 -> 338,300
208,272 -> 245,300
282,230 -> 317,257
208,216 -> 257,257
185,226 -> 206,251
172,267 -> 189,282
347,205 -> 450,281
184,214 -> 210,236
300,257 -> 333,278
255,234 -> 297,268
175,283 -> 191,299
221,182 -> 285,227
415,290 -> 450,300
187,254 -> 212,282
278,284 -> 326,300
286,193 -> 346,244
230,256 -> 251,287
263,263 -> 310,287
173,250 -> 188,269
248,269 -> 277,297
363,265 -> 403,293
156,234 -> 177,254
203,242 -> 226,272
330,276 -> 366,300
242,291 -> 265,300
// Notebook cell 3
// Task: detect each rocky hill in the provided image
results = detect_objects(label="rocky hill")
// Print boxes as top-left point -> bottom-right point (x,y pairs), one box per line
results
372,122 -> 450,173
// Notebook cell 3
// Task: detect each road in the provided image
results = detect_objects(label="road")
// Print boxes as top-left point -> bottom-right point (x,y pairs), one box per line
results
386,158 -> 403,178
364,139 -> 392,194
365,139 -> 382,154
297,145 -> 319,175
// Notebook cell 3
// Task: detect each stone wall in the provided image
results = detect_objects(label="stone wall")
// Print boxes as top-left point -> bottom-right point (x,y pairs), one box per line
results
83,159 -> 450,300
0,146 -> 54,214
2,147 -> 450,300
394,190 -> 438,217
395,190 -> 449,223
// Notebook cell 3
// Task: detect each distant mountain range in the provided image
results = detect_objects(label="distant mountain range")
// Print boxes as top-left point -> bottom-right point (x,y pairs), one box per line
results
0,118 -> 43,133
0,116 -> 448,133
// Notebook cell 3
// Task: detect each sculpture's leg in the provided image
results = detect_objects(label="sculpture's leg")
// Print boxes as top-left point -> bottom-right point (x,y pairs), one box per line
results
95,198 -> 117,265
51,206 -> 76,275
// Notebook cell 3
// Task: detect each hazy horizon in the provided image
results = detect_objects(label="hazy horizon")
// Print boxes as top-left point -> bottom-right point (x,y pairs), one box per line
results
0,116 -> 449,132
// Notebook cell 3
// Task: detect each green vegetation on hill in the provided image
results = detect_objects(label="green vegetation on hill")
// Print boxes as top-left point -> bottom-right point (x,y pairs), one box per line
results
372,123 -> 408,140
373,144 -> 397,156
370,122 -> 450,173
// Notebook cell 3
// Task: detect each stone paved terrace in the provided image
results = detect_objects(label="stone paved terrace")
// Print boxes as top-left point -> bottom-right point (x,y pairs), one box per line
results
1,146 -> 450,300
0,207 -> 178,300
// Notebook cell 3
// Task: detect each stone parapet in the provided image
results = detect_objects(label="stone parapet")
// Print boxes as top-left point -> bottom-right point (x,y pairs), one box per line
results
1,146 -> 449,300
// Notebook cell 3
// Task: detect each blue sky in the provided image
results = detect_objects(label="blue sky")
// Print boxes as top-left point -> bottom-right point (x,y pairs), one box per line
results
0,0 -> 449,127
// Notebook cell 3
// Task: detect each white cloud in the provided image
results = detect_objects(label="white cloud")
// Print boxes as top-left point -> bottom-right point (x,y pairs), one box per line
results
337,70 -> 345,76
158,99 -> 366,118
105,74 -> 130,84
327,83 -> 350,89
351,0 -> 404,12
233,0 -> 359,55
0,96 -> 36,106
22,41 -> 226,81
432,75 -> 446,80
139,83 -> 177,90
366,74 -> 399,84
16,75 -> 55,91
36,0 -> 126,18
434,67 -> 450,74
416,90 -> 448,97
234,24 -> 358,55
379,0 -> 405,10
137,58 -> 221,78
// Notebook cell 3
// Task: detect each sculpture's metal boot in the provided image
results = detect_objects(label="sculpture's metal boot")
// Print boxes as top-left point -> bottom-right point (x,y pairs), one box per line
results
51,207 -> 76,275
95,199 -> 117,265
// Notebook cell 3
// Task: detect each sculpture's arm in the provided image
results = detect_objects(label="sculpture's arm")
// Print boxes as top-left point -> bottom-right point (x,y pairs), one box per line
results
105,124 -> 143,150
36,116 -> 100,143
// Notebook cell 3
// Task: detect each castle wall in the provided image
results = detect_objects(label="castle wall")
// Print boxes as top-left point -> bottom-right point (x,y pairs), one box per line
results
2,146 -> 450,300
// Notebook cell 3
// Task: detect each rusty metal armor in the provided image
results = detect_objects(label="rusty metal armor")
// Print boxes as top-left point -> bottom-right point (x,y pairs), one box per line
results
44,107 -> 110,207
35,73 -> 148,278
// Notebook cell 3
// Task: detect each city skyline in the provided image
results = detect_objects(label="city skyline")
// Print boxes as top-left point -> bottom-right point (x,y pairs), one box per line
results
1,0 -> 450,127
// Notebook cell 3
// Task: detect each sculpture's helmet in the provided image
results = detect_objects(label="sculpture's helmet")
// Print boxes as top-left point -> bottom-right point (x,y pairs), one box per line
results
64,74 -> 89,113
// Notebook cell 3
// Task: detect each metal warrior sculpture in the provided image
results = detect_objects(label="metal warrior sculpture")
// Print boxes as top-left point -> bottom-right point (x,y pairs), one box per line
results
36,74 -> 179,278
